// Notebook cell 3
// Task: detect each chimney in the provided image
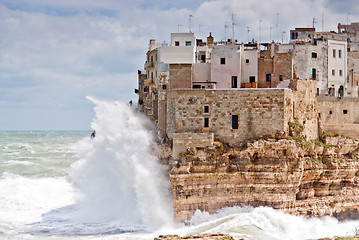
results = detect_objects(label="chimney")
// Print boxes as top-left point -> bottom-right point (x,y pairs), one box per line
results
207,32 -> 214,48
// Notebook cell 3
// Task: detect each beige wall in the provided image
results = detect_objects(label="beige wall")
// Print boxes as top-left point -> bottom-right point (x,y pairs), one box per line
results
166,80 -> 318,148
318,97 -> 359,139
169,64 -> 192,89
166,88 -> 289,145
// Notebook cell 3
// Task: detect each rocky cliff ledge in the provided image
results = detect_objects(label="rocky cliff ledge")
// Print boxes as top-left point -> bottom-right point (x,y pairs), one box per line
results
165,135 -> 359,222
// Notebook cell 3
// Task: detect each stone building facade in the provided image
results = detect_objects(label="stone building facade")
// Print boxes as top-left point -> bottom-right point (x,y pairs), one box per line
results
166,80 -> 318,158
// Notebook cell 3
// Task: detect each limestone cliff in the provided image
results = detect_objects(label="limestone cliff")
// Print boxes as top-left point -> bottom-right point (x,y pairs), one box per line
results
164,135 -> 359,222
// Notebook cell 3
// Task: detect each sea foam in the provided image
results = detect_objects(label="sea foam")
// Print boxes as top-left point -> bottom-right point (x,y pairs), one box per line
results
39,97 -> 174,235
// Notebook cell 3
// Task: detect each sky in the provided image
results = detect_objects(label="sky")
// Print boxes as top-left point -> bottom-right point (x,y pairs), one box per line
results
0,0 -> 358,130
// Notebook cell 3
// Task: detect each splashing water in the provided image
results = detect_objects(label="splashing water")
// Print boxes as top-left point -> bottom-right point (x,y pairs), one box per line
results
39,97 -> 174,235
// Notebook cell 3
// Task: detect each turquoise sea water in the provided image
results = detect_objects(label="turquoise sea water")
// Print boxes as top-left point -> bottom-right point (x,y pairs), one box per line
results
1,100 -> 359,240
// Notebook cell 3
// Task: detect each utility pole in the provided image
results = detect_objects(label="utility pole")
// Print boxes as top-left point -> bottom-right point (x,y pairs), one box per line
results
189,14 -> 193,33
270,26 -> 273,42
247,26 -> 250,43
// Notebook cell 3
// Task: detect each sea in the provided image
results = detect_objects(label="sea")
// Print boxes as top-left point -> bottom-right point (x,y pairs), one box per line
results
1,97 -> 359,240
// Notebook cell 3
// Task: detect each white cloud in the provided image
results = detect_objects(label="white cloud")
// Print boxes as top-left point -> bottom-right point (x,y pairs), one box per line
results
0,0 -> 358,130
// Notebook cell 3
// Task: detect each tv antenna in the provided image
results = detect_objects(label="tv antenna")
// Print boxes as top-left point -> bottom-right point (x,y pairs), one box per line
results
312,17 -> 317,29
282,31 -> 286,43
322,6 -> 327,32
259,19 -> 262,43
189,14 -> 193,32
199,24 -> 204,33
347,12 -> 351,25
232,14 -> 236,40
177,24 -> 182,32
276,13 -> 279,41
270,26 -> 273,42
247,26 -> 251,42
224,22 -> 230,40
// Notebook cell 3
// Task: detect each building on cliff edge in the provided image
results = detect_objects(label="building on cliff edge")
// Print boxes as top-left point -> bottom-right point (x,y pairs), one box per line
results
136,25 -> 359,158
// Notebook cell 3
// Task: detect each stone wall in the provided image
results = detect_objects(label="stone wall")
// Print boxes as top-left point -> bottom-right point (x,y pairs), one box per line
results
258,47 -> 293,88
287,79 -> 319,140
318,97 -> 359,139
166,88 -> 289,145
172,132 -> 214,159
166,80 -> 318,148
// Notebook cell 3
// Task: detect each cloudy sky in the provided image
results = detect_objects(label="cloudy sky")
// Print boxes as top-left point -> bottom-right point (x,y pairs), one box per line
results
0,0 -> 358,130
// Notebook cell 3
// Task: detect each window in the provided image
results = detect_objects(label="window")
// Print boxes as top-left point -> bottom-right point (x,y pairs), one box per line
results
246,59 -> 249,63
329,110 -> 332,115
204,106 -> 209,113
201,55 -> 205,61
317,88 -> 319,96
332,69 -> 335,76
249,76 -> 256,83
312,52 -> 317,58
232,115 -> 238,129
312,68 -> 316,79
279,75 -> 283,81
220,57 -> 226,64
343,109 -> 348,114
204,118 -> 209,128
162,85 -> 167,90
339,70 -> 343,76
329,88 -> 335,96
333,49 -> 336,57
193,85 -> 201,89
266,74 -> 271,82
175,41 -> 179,46
231,76 -> 238,88
339,49 -> 342,58
186,41 -> 191,46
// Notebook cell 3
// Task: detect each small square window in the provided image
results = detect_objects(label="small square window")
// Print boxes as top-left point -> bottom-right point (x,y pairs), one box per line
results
204,106 -> 209,113
246,59 -> 249,63
279,75 -> 283,81
175,41 -> 179,46
332,69 -> 335,76
339,70 -> 343,76
343,109 -> 348,114
220,58 -> 226,64
162,84 -> 167,90
186,41 -> 191,46
329,110 -> 332,115
312,52 -> 317,58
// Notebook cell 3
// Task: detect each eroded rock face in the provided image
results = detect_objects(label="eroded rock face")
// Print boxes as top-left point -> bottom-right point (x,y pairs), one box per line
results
167,137 -> 359,222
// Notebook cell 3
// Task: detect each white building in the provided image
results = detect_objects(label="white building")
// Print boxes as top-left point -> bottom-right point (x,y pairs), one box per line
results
293,37 -> 347,97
